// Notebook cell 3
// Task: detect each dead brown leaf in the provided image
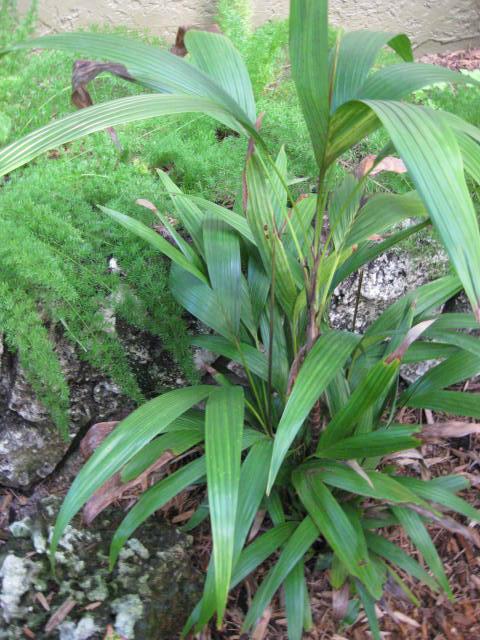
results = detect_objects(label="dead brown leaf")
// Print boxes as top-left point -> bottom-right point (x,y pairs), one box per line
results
356,154 -> 408,179
252,606 -> 272,640
80,421 -> 118,459
83,450 -> 174,524
35,591 -> 50,612
44,598 -> 76,633
421,422 -> 480,441
170,24 -> 222,57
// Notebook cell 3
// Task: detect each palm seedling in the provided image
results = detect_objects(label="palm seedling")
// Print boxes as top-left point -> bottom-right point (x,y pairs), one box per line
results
1,1 -> 480,636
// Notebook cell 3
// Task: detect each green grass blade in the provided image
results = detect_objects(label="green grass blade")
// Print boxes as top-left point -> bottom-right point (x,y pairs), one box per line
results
205,386 -> 245,626
267,331 -> 360,493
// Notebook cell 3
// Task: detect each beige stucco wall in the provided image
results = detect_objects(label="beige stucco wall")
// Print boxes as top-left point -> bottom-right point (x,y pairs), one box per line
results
19,1 -> 480,52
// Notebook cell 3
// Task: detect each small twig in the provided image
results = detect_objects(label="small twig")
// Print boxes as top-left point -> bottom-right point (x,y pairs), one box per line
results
351,269 -> 364,332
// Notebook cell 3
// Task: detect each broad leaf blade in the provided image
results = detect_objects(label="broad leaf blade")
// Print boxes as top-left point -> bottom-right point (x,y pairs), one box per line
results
186,30 -> 256,123
205,386 -> 245,625
363,100 -> 480,321
100,206 -> 208,283
319,359 -> 400,448
51,386 -> 213,560
289,0 -> 330,167
331,31 -> 413,111
293,470 -> 382,598
1,32 -> 253,130
267,331 -> 360,492
242,516 -> 318,632
392,507 -> 452,597
204,214 -> 242,336
0,94 -> 237,178
110,456 -> 206,567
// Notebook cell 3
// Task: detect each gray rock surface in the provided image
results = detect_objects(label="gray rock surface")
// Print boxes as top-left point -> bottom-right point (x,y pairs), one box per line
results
0,497 -> 201,639
329,248 -> 448,333
0,323 -> 183,489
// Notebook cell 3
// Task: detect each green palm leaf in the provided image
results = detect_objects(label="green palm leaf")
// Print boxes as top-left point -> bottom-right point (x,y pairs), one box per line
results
331,30 -> 412,111
0,94 -> 242,178
267,331 -> 360,493
50,386 -> 213,562
205,386 -> 245,625
1,32 -> 254,130
363,100 -> 480,320
289,0 -> 330,167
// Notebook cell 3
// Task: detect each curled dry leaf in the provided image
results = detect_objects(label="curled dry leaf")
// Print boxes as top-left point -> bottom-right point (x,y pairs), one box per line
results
386,319 -> 436,363
409,504 -> 480,545
72,60 -> 134,149
80,421 -> 118,459
421,421 -> 480,441
356,154 -> 408,179
83,450 -> 175,525
252,606 -> 272,640
170,23 -> 222,57
136,198 -> 158,214
80,420 -> 175,524
346,459 -> 374,488
332,583 -> 350,620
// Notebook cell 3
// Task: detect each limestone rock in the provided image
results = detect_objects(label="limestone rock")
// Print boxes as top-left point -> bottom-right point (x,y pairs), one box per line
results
0,497 -> 201,639
0,323 -> 183,489
329,249 -> 447,333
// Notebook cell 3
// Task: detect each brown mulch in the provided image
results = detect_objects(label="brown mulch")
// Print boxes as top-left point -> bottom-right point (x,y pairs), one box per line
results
419,48 -> 480,72
195,427 -> 480,640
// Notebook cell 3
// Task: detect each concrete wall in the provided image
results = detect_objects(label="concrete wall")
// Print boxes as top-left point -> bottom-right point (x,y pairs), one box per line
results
18,0 -> 480,53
